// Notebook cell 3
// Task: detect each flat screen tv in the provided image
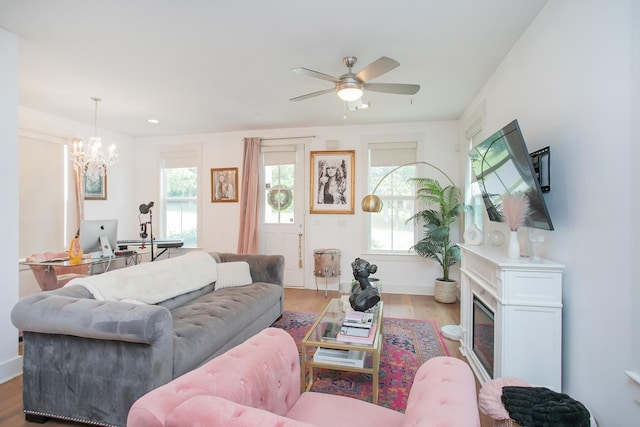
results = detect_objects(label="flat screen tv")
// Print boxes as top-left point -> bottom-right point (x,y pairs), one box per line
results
469,120 -> 554,231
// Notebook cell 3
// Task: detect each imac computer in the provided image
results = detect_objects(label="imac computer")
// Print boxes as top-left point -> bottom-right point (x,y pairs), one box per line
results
79,219 -> 118,258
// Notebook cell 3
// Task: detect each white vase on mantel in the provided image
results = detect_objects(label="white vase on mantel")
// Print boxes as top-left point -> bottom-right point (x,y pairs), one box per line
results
508,230 -> 520,259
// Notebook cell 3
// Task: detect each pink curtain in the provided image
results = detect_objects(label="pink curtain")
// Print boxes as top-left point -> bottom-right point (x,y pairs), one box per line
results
72,153 -> 85,235
237,137 -> 261,254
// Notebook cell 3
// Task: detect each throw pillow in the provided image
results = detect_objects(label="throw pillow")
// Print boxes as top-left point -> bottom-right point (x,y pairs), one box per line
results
216,261 -> 253,289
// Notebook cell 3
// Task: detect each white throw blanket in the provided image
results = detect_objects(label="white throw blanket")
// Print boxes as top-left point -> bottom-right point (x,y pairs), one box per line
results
65,251 -> 218,304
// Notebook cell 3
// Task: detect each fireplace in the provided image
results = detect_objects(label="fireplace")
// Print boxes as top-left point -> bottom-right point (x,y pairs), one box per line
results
472,296 -> 494,378
459,244 -> 564,390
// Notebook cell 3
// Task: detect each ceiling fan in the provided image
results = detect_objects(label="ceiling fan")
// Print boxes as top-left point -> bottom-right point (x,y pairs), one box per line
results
290,56 -> 420,103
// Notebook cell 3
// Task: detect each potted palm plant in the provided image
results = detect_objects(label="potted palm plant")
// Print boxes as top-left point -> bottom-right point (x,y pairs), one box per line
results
407,177 -> 462,303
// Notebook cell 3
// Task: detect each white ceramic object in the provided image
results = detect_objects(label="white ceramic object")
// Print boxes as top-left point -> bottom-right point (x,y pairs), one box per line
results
463,224 -> 483,246
508,230 -> 520,259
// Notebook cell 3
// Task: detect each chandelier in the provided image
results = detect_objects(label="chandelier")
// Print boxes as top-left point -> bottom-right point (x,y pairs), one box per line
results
70,97 -> 117,179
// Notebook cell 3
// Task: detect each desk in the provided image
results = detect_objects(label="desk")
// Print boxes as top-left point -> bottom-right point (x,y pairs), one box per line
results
24,254 -> 139,275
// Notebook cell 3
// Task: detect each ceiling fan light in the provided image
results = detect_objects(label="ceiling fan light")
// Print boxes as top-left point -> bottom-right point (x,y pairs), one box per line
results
337,82 -> 363,102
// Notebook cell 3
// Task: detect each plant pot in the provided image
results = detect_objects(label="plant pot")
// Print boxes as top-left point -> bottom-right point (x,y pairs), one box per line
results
434,279 -> 458,303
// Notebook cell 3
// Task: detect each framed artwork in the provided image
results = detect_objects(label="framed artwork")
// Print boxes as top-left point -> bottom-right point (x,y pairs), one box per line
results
211,167 -> 238,202
84,172 -> 107,200
310,150 -> 355,214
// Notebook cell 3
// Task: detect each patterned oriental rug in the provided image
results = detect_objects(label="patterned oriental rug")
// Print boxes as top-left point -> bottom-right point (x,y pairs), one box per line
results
271,311 -> 450,412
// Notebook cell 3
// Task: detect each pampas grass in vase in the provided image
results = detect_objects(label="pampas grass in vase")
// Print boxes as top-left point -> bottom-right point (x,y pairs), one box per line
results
501,193 -> 530,259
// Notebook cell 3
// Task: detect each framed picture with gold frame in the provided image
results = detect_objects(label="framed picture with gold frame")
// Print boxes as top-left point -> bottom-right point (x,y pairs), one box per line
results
84,171 -> 107,200
310,150 -> 355,214
211,167 -> 238,202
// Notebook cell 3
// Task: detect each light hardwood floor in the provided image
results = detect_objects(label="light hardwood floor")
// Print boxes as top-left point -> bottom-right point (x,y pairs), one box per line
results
0,288 -> 491,427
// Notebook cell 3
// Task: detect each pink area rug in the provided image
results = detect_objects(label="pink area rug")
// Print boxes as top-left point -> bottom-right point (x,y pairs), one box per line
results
271,310 -> 450,412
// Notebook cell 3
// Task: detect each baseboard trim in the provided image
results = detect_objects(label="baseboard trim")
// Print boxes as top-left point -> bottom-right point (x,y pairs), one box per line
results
0,355 -> 23,384
297,282 -> 437,296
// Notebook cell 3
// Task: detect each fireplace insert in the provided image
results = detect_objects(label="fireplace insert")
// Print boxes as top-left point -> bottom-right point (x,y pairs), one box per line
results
472,295 -> 495,378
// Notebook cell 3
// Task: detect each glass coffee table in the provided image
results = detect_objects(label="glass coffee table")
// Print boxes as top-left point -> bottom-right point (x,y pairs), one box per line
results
301,297 -> 384,404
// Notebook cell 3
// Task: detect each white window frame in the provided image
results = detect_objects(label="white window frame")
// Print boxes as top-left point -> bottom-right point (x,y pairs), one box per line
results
19,130 -> 69,257
261,145 -> 297,225
365,141 -> 418,254
159,145 -> 202,248
464,116 -> 484,233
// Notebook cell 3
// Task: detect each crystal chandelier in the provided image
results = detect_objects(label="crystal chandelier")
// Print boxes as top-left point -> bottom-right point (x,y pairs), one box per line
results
70,97 -> 117,180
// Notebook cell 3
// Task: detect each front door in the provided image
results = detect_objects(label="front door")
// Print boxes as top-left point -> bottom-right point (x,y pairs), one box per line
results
261,144 -> 305,287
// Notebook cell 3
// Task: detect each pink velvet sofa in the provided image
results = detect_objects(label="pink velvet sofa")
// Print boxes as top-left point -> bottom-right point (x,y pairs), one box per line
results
127,327 -> 480,427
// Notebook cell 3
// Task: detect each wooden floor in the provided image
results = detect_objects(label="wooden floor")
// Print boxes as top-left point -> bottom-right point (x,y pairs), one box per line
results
0,288 -> 491,427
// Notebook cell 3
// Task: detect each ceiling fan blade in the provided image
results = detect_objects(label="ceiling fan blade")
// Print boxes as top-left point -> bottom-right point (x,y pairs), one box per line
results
364,83 -> 420,95
289,87 -> 336,102
355,57 -> 400,82
291,67 -> 340,83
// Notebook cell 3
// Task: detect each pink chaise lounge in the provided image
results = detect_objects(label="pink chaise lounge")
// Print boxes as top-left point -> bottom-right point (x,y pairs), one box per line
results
128,327 -> 480,427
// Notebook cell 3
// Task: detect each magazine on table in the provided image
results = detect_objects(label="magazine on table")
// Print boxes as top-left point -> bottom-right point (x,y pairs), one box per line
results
337,323 -> 377,345
343,310 -> 374,328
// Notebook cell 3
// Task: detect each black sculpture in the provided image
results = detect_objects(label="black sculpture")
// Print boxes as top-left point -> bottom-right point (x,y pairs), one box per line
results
349,257 -> 381,312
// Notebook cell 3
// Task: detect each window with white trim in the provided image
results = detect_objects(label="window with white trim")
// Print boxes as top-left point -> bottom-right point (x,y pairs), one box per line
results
465,124 -> 484,233
160,150 -> 200,247
262,146 -> 296,224
367,142 -> 417,252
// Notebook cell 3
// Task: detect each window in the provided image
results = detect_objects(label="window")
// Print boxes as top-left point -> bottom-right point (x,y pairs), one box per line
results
160,150 -> 200,247
264,164 -> 295,223
262,146 -> 296,224
367,142 -> 417,252
465,118 -> 484,233
19,132 -> 68,258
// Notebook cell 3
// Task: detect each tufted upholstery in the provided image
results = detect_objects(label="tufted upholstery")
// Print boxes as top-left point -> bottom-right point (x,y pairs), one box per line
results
128,328 -> 480,427
128,327 -> 302,427
12,252 -> 285,427
403,357 -> 482,427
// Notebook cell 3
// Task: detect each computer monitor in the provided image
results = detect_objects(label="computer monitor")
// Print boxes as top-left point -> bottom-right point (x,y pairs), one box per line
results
79,219 -> 118,257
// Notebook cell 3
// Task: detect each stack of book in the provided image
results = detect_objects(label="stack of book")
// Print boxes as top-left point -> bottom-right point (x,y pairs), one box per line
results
337,310 -> 376,345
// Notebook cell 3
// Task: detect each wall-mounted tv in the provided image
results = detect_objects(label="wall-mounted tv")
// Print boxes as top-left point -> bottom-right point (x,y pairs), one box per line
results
469,119 -> 554,231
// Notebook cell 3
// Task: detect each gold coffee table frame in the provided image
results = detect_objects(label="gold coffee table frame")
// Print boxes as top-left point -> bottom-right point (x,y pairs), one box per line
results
301,298 -> 384,404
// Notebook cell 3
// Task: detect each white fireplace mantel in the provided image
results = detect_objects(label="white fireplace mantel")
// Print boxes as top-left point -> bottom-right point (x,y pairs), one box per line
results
458,243 -> 564,391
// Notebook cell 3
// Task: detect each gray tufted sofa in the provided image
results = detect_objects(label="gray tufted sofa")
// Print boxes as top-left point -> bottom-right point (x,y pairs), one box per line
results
11,251 -> 284,427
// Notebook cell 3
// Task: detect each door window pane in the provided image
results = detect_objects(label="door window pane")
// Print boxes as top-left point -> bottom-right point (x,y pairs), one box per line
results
264,164 -> 295,224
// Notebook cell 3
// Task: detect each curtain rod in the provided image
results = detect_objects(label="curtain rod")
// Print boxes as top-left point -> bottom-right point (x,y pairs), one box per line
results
250,135 -> 316,141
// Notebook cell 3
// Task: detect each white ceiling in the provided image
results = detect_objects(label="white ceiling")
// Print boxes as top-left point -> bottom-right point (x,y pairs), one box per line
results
0,1 -> 548,138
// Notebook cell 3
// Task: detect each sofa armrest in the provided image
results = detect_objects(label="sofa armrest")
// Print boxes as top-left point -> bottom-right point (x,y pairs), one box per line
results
403,356 -> 481,427
213,252 -> 285,286
128,328 -> 300,427
165,396 -> 317,427
11,291 -> 173,344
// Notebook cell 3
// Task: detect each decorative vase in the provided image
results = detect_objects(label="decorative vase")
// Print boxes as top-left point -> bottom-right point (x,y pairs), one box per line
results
463,224 -> 483,246
434,279 -> 458,303
68,234 -> 83,265
487,230 -> 506,247
508,230 -> 520,259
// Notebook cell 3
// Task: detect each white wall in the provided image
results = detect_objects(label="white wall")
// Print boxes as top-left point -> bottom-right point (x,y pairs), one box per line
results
18,107 -> 138,242
16,107 -> 137,299
461,0 -> 638,424
134,120 -> 462,295
19,106 -> 138,239
0,27 -> 21,382
632,0 -> 640,404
